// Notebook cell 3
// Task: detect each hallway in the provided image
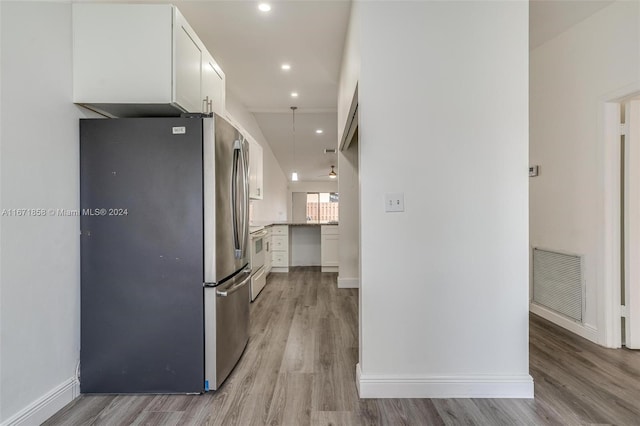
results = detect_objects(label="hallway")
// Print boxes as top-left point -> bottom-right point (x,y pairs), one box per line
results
45,267 -> 640,425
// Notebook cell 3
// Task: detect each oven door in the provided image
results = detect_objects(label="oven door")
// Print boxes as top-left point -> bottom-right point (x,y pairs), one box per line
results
250,230 -> 267,274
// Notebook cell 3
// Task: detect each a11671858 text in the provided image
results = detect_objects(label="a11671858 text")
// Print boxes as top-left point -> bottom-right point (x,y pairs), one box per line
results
1,208 -> 129,217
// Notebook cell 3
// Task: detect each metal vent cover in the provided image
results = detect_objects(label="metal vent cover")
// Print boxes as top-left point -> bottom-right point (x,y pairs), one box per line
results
533,248 -> 584,322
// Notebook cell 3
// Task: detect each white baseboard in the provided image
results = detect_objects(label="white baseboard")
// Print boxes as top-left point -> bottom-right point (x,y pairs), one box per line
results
338,277 -> 359,288
1,377 -> 79,426
530,303 -> 599,344
356,364 -> 533,398
321,266 -> 338,273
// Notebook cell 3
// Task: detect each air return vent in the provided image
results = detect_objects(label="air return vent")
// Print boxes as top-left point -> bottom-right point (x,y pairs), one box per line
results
532,248 -> 584,322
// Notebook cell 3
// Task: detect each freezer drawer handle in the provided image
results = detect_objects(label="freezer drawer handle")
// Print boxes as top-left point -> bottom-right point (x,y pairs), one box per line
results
216,273 -> 251,297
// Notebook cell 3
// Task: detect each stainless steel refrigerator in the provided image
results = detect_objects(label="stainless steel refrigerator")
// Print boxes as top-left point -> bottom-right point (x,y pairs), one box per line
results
80,114 -> 250,393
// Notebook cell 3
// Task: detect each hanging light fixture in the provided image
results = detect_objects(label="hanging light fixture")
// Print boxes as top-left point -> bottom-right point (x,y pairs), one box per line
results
329,165 -> 337,179
290,106 -> 298,181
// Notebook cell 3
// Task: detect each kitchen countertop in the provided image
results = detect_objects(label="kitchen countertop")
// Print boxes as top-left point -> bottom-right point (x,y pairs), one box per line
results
250,222 -> 338,233
288,222 -> 338,227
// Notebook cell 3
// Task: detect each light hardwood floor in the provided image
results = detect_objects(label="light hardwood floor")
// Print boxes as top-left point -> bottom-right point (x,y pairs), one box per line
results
45,267 -> 640,425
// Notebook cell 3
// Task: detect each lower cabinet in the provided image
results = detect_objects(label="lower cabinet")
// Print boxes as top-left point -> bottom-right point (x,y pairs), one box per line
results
321,225 -> 339,272
270,225 -> 289,272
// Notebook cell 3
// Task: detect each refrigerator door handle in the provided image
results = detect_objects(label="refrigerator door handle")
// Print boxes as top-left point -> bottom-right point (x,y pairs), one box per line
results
239,138 -> 249,258
232,140 -> 242,259
216,272 -> 251,297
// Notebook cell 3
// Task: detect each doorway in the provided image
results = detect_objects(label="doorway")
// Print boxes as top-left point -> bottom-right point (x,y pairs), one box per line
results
603,95 -> 640,348
619,100 -> 640,348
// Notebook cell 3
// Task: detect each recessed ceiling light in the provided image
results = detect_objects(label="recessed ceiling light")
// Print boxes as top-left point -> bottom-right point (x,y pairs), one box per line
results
258,3 -> 271,12
291,92 -> 299,98
281,63 -> 291,71
315,129 -> 323,134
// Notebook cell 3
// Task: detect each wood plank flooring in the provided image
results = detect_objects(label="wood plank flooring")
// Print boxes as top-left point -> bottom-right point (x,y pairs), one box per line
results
44,267 -> 640,425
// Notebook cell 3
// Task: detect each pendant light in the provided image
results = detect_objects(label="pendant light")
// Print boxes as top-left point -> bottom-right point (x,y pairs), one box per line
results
329,165 -> 337,179
290,106 -> 298,181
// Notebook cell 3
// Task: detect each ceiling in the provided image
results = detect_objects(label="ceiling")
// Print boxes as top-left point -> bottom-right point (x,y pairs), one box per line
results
163,1 -> 615,182
529,0 -> 614,50
172,0 -> 350,182
254,111 -> 339,181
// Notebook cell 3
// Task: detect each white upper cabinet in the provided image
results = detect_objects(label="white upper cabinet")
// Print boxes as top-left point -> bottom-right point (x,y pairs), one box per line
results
173,12 -> 203,114
248,138 -> 264,200
201,51 -> 226,116
72,4 -> 225,117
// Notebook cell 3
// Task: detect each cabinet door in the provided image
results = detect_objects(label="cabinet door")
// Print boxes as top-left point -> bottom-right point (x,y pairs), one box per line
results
72,4 -> 173,105
272,252 -> 287,267
321,234 -> 339,267
249,139 -> 263,200
256,143 -> 263,198
174,12 -> 202,113
202,52 -> 225,115
271,226 -> 288,236
271,236 -> 288,251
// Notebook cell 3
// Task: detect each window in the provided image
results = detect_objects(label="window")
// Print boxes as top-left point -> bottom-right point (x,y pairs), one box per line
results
306,192 -> 339,223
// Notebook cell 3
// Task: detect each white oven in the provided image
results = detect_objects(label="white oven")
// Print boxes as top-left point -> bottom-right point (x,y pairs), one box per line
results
249,229 -> 268,301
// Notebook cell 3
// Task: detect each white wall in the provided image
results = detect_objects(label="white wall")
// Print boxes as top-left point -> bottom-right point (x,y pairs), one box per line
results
338,135 -> 359,288
337,0 -> 360,146
530,1 -> 640,344
291,192 -> 307,223
337,2 -> 360,290
0,2 -> 101,423
354,1 -> 532,397
225,91 -> 289,223
286,180 -> 338,220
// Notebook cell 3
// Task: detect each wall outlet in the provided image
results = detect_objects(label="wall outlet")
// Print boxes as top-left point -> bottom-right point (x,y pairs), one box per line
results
385,193 -> 404,212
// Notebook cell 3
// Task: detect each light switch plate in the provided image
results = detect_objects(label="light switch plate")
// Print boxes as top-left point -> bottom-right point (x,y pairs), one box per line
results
385,193 -> 404,212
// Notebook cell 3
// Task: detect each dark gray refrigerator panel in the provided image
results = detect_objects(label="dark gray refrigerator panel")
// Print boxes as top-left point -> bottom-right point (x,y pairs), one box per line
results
80,117 -> 205,393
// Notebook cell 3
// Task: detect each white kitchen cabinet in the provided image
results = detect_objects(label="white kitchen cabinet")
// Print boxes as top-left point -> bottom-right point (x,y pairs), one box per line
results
271,235 -> 288,251
271,226 -> 288,236
72,4 -> 225,117
174,11 -> 203,114
201,51 -> 226,116
321,225 -> 339,272
248,139 -> 264,200
271,225 -> 289,272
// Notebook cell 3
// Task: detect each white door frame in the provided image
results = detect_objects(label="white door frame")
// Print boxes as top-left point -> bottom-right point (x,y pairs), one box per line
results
601,83 -> 640,348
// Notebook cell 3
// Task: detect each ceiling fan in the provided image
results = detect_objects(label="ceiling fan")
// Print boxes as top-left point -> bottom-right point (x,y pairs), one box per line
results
316,165 -> 338,179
